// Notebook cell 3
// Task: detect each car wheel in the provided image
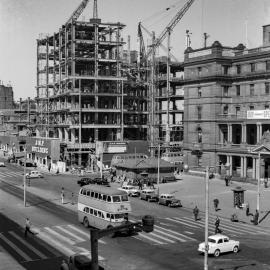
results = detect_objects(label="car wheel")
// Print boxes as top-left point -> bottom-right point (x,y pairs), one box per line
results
233,246 -> 239,253
83,217 -> 89,228
214,249 -> 220,257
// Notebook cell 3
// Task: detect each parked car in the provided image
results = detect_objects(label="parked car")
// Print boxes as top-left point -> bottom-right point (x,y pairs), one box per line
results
118,185 -> 140,197
66,252 -> 104,270
158,193 -> 182,207
77,177 -> 95,187
25,170 -> 43,179
0,162 -> 5,167
94,177 -> 110,187
198,234 -> 240,257
140,189 -> 159,202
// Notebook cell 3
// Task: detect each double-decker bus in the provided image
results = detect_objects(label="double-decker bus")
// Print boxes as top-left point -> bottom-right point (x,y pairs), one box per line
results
78,185 -> 132,229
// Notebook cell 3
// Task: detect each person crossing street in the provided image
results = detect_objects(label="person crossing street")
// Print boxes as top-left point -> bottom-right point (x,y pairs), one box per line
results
193,206 -> 199,221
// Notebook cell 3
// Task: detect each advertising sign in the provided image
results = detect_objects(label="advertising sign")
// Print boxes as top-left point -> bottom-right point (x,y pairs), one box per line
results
247,110 -> 270,119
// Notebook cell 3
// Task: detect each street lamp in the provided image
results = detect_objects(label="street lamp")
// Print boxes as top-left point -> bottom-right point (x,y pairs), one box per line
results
204,166 -> 209,270
20,140 -> 27,207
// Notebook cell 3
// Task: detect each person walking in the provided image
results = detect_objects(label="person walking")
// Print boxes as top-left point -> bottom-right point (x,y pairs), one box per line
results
252,209 -> 259,225
193,206 -> 199,221
60,259 -> 69,270
215,216 -> 221,234
213,198 -> 219,211
24,218 -> 36,238
246,202 -> 250,216
225,175 -> 229,186
61,187 -> 65,204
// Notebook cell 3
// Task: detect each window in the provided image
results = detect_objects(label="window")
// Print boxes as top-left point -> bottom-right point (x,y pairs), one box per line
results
249,105 -> 254,110
217,239 -> 223,244
90,208 -> 93,214
86,190 -> 90,196
223,66 -> 229,75
236,85 -> 240,96
265,82 -> 270,94
198,87 -> 202,97
197,106 -> 202,120
223,86 -> 229,96
236,106 -> 240,115
94,210 -> 97,216
224,238 -> 229,243
84,207 -> 89,213
94,192 -> 98,199
98,194 -> 102,200
91,191 -> 94,197
250,84 -> 254,96
223,106 -> 228,115
113,196 -> 121,202
236,65 -> 241,74
265,105 -> 269,110
198,67 -> 202,76
198,127 -> 202,143
250,63 -> 255,72
266,61 -> 270,71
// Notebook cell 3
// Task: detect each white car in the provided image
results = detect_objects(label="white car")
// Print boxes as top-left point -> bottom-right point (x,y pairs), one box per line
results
198,234 -> 240,257
118,185 -> 140,197
0,162 -> 5,167
25,170 -> 44,179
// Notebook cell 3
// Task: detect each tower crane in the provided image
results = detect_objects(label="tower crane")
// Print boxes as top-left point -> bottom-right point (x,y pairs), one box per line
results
145,0 -> 195,61
65,0 -> 90,25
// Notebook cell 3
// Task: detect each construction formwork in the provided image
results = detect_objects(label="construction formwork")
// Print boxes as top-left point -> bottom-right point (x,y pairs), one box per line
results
36,15 -> 126,166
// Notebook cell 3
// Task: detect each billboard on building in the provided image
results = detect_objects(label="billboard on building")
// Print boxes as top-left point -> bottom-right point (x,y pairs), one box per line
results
247,110 -> 270,119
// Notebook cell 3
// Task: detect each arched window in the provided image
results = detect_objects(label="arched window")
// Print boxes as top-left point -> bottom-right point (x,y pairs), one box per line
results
198,127 -> 202,143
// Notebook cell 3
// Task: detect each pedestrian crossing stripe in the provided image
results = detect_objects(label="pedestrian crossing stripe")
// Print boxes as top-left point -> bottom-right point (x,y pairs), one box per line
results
9,231 -> 48,260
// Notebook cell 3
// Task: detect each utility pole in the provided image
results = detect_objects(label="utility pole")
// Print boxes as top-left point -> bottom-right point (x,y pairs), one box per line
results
257,152 -> 261,211
204,166 -> 209,270
157,144 -> 160,197
24,145 -> 26,207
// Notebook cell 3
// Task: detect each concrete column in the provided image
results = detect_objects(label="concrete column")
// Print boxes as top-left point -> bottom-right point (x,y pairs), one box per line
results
257,122 -> 262,143
252,157 -> 256,179
71,129 -> 76,143
241,124 -> 246,143
64,128 -> 69,142
58,128 -> 63,140
243,156 -> 247,178
227,155 -> 233,175
240,156 -> 244,177
228,124 -> 232,143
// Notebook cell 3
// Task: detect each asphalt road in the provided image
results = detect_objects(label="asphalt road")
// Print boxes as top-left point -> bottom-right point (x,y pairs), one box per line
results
1,162 -> 270,270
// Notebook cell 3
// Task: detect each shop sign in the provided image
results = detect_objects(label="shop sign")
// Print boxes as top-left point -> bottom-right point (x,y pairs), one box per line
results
247,110 -> 270,119
31,139 -> 49,154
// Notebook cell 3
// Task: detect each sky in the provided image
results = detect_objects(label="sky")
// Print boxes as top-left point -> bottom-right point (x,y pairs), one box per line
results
0,0 -> 269,100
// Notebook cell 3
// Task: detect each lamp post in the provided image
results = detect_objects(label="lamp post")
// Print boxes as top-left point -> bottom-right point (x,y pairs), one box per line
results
204,166 -> 209,270
257,152 -> 261,212
157,144 -> 160,197
20,140 -> 27,207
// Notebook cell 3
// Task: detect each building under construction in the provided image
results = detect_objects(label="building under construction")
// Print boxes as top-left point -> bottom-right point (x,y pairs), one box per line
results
36,0 -> 127,166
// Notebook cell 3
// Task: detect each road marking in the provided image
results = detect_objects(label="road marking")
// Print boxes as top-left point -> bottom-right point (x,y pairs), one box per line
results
148,232 -> 175,243
154,225 -> 197,241
0,233 -> 32,261
55,226 -> 85,242
43,227 -> 76,245
66,224 -> 106,244
37,231 -> 75,256
136,233 -> 165,245
166,217 -> 198,228
9,231 -> 48,259
75,247 -> 105,260
184,231 -> 194,235
153,229 -> 186,242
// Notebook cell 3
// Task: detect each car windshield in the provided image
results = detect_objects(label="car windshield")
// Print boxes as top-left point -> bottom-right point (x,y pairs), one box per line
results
208,238 -> 216,243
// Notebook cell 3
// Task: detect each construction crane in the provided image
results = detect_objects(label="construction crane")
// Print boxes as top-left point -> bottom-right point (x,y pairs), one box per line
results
65,0 -> 90,25
139,22 -> 179,62
145,0 -> 195,60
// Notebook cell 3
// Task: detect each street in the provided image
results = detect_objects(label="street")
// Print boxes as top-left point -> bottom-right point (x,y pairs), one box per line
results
1,163 -> 270,270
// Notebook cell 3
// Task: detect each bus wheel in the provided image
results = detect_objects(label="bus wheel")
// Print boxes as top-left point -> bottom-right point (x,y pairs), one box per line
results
83,217 -> 89,228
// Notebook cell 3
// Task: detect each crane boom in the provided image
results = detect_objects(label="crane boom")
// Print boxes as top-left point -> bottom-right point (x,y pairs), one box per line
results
146,0 -> 195,59
66,0 -> 90,25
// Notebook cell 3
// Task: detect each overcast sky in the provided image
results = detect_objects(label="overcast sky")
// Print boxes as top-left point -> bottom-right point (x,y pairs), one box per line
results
0,0 -> 269,100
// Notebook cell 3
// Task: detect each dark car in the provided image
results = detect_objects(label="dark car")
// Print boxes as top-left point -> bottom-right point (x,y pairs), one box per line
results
77,177 -> 95,187
94,177 -> 110,187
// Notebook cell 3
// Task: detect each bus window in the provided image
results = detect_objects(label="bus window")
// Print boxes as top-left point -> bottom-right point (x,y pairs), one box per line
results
110,214 -> 115,220
82,189 -> 87,196
84,207 -> 89,213
106,213 -> 110,219
91,191 -> 94,197
90,208 -> 93,215
113,196 -> 121,202
107,196 -> 112,202
94,210 -> 97,216
86,190 -> 90,196
103,194 -> 107,201
115,214 -> 124,219
98,194 -> 102,200
121,194 -> 128,201
98,211 -> 101,217
101,212 -> 104,218
94,192 -> 98,199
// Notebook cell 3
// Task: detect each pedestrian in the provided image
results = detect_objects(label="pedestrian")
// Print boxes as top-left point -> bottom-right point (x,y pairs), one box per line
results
193,206 -> 199,221
225,175 -> 229,186
60,259 -> 69,270
264,178 -> 268,188
71,192 -> 74,205
252,209 -> 259,225
213,198 -> 219,211
215,216 -> 221,234
24,218 -> 36,238
246,202 -> 250,216
61,187 -> 65,204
